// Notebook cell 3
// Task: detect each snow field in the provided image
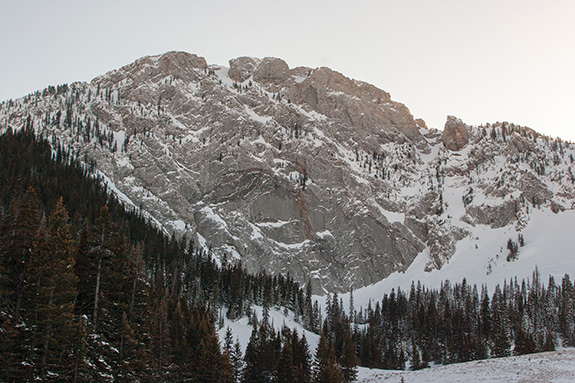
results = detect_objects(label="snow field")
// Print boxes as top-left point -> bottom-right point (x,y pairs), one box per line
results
357,349 -> 575,383
342,208 -> 575,311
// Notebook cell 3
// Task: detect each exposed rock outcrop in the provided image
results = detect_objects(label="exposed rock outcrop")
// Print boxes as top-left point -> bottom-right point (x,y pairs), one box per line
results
253,57 -> 290,84
288,66 -> 423,145
442,115 -> 470,151
228,57 -> 261,82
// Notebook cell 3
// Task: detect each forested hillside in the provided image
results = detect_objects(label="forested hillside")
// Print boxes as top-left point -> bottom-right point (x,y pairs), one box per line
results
0,127 -> 332,382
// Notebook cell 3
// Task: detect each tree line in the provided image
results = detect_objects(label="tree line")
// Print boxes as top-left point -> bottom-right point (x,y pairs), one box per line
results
344,270 -> 574,370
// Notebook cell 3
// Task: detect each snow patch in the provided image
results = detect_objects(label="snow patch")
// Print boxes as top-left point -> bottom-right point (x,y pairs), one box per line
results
256,219 -> 295,229
217,305 -> 320,354
316,230 -> 333,239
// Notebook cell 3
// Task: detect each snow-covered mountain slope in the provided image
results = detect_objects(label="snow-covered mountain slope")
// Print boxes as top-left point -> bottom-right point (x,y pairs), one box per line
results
357,349 -> 575,383
344,208 -> 575,309
217,305 -> 320,355
1,51 -> 574,293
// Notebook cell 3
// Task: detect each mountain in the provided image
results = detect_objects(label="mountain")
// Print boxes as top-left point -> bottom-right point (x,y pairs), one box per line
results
1,51 -> 574,293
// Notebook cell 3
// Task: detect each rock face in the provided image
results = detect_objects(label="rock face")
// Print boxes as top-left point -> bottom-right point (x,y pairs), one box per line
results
442,115 -> 470,151
229,57 -> 260,82
253,57 -> 290,84
1,51 -> 574,293
289,67 -> 423,145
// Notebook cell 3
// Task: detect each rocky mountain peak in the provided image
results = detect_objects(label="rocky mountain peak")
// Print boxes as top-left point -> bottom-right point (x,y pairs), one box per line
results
253,57 -> 291,84
1,51 -> 574,293
94,51 -> 207,89
442,115 -> 470,151
228,56 -> 261,82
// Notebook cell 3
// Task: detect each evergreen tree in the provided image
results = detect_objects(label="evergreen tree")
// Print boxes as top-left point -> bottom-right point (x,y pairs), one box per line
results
543,331 -> 556,352
559,274 -> 575,345
71,314 -> 90,383
304,282 -> 313,331
276,331 -> 295,383
243,326 -> 267,383
490,286 -> 511,357
28,198 -> 78,380
74,222 -> 91,317
149,290 -> 170,379
2,186 -> 40,319
410,341 -> 422,370
0,187 -> 40,381
340,331 -> 358,383
514,325 -> 536,356
231,339 -> 244,383
291,330 -> 312,383
116,311 -> 143,382
313,331 -> 342,383
222,327 -> 242,383
82,205 -> 133,338
0,200 -> 22,381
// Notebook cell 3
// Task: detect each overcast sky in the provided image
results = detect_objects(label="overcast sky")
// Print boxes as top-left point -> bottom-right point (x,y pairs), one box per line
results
1,0 -> 574,141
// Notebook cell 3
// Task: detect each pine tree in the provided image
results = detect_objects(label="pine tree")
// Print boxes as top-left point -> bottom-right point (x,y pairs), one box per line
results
543,331 -> 556,352
479,286 -> 491,340
27,198 -> 78,380
410,341 -> 422,370
313,331 -> 342,383
222,327 -> 241,383
0,199 -> 21,382
0,188 -> 40,381
71,314 -> 90,383
490,286 -> 511,357
2,187 -> 40,319
116,311 -> 140,382
514,325 -> 536,356
304,282 -> 313,331
243,326 -> 265,383
231,339 -> 244,383
312,300 -> 322,333
341,330 -> 358,383
74,221 -> 91,317
82,205 -> 133,337
559,274 -> 575,345
276,331 -> 295,383
223,327 -> 234,358
291,330 -> 312,383
150,290 -> 170,379
187,304 -> 232,383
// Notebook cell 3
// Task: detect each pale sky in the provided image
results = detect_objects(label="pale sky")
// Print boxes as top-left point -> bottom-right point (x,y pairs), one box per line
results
1,0 -> 574,141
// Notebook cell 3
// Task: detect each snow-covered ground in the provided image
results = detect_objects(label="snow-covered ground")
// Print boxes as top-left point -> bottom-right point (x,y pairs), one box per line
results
218,306 -> 575,383
340,208 -> 575,310
357,349 -> 575,383
217,305 -> 320,353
